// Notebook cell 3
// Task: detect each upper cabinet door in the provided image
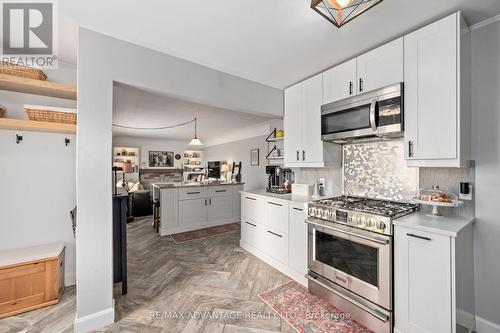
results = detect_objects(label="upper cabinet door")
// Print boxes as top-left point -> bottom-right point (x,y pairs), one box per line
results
284,83 -> 303,165
404,13 -> 459,163
357,38 -> 404,94
301,74 -> 324,164
323,58 -> 357,104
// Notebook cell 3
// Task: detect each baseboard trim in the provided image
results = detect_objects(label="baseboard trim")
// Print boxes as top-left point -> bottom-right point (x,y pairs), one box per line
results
65,271 -> 76,286
239,240 -> 307,287
74,306 -> 114,333
476,315 -> 500,333
395,311 -> 499,333
160,218 -> 240,237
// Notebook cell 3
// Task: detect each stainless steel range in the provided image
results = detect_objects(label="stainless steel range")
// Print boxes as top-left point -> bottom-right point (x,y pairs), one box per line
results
306,196 -> 418,333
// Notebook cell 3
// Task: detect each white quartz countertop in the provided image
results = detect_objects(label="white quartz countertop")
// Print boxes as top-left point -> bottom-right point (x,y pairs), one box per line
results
153,181 -> 244,189
240,189 -> 327,204
394,212 -> 475,237
0,243 -> 64,268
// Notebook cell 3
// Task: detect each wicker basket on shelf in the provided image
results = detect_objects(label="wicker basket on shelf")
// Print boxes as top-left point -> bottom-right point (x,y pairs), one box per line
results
0,62 -> 47,80
0,105 -> 5,118
24,105 -> 77,124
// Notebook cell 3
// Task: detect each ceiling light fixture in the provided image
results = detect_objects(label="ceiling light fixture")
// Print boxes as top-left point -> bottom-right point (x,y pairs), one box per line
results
311,0 -> 383,28
188,117 -> 203,147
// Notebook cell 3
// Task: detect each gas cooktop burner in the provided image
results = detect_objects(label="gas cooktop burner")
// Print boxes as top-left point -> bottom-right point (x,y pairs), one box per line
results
314,196 -> 417,217
308,196 -> 419,235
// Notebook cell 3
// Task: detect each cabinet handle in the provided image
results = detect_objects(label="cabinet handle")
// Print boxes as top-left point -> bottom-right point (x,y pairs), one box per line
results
296,150 -> 300,161
209,198 -> 212,205
267,230 -> 283,238
205,199 -> 207,206
245,221 -> 256,227
293,207 -> 303,211
407,233 -> 431,241
302,150 -> 306,161
215,190 -> 227,193
267,201 -> 283,207
408,141 -> 414,158
359,78 -> 363,92
349,81 -> 353,95
187,191 -> 201,195
245,196 -> 256,201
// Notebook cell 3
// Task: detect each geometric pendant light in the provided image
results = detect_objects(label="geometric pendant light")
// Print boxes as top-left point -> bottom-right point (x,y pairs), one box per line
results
310,0 -> 383,28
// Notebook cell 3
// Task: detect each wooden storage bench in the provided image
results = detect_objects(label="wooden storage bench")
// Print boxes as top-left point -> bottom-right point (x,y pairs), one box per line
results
0,243 -> 65,318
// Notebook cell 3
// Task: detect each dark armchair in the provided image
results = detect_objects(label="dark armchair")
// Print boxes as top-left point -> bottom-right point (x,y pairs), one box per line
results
129,190 -> 152,217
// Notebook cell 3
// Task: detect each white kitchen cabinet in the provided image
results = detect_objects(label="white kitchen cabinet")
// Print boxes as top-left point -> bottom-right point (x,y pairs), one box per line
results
284,82 -> 303,165
404,11 -> 470,167
356,38 -> 404,94
284,74 -> 341,168
301,74 -> 325,164
394,218 -> 475,333
323,58 -> 357,104
241,194 -> 264,223
178,198 -> 208,227
241,220 -> 260,249
264,199 -> 289,234
178,187 -> 208,200
158,184 -> 242,236
239,192 -> 308,285
261,226 -> 289,264
208,196 -> 233,222
232,185 -> 243,219
288,203 -> 308,279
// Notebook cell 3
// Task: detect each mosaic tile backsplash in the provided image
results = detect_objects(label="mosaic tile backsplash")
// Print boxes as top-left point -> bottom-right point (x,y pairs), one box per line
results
343,140 -> 419,201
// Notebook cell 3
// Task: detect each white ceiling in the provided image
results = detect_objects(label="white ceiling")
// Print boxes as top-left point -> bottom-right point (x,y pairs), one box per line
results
59,0 -> 500,88
112,84 -> 275,142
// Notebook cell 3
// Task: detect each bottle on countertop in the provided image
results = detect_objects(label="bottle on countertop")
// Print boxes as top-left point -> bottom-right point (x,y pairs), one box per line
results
317,178 -> 325,197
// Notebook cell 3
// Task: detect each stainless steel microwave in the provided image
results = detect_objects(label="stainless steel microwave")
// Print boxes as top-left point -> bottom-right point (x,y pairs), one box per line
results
321,83 -> 404,143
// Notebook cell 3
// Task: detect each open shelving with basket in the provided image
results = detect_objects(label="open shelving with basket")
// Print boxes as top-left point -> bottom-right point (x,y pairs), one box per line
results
0,118 -> 76,134
0,71 -> 77,134
0,74 -> 77,100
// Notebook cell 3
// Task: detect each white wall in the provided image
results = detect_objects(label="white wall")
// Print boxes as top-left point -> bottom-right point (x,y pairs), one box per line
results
113,136 -> 191,169
470,20 -> 500,332
77,28 -> 283,332
0,131 -> 76,285
204,135 -> 268,190
0,62 -> 77,285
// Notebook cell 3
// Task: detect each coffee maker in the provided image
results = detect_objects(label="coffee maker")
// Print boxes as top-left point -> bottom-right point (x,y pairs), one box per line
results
266,166 -> 294,194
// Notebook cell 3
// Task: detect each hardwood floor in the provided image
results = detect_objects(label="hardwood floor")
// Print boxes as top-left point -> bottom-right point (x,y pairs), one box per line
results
0,217 -> 295,333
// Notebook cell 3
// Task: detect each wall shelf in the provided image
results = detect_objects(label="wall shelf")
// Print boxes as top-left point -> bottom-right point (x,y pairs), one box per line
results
0,118 -> 76,134
0,74 -> 77,100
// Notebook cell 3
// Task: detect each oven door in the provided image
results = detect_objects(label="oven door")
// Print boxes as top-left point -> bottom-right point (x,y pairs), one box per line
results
307,217 -> 392,310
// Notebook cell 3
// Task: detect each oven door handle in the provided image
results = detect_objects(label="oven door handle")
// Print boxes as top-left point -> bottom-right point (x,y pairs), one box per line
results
306,219 -> 389,245
369,98 -> 378,132
305,274 -> 390,323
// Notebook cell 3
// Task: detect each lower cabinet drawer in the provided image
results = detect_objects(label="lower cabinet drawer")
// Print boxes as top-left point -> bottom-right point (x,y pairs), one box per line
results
208,186 -> 233,197
241,195 -> 264,223
261,227 -> 289,265
264,200 -> 289,234
241,220 -> 260,248
178,187 -> 208,201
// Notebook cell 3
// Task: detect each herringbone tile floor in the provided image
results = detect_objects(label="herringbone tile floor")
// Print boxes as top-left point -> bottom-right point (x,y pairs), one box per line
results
0,217 -> 295,333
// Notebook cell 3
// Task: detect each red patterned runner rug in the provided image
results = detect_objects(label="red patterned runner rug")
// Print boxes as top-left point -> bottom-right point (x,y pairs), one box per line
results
259,280 -> 375,333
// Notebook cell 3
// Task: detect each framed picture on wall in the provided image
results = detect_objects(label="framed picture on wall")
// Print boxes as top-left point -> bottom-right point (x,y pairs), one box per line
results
250,149 -> 259,166
149,151 -> 174,168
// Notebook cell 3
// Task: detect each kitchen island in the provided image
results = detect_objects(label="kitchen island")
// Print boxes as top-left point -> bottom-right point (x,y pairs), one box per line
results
152,182 -> 244,236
